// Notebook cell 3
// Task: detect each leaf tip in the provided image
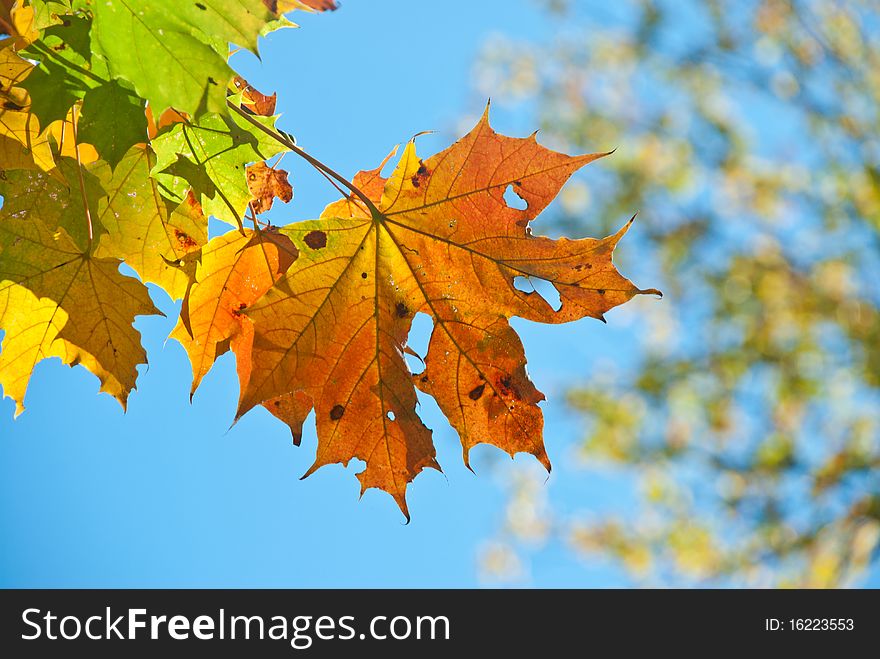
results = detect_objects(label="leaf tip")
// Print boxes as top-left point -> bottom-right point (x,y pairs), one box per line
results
463,448 -> 476,475
638,287 -> 663,298
536,447 -> 552,473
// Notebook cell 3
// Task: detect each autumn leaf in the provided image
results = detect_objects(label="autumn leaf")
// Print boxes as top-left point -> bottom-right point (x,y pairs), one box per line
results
246,161 -> 293,213
226,109 -> 660,516
0,282 -> 67,416
0,2 -> 662,519
0,39 -> 55,171
277,0 -> 339,11
171,227 -> 298,396
46,106 -> 100,165
92,144 -> 207,300
0,158 -> 106,251
0,200 -> 159,412
233,76 -> 277,116
0,0 -> 37,46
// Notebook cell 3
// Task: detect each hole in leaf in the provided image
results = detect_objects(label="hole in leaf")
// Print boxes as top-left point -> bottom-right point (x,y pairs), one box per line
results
513,276 -> 562,311
386,410 -> 396,421
504,184 -> 527,210
404,313 -> 432,375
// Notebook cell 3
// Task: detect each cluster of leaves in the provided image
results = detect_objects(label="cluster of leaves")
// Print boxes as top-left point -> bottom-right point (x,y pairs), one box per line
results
478,0 -> 880,584
0,1 -> 657,516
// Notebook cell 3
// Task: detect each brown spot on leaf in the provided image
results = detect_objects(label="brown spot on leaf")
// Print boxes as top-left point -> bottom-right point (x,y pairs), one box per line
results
304,230 -> 327,249
330,404 -> 345,420
597,289 -> 606,295
173,229 -> 199,250
468,384 -> 485,400
361,272 -> 368,279
395,302 -> 409,318
410,162 -> 430,188
496,375 -> 522,401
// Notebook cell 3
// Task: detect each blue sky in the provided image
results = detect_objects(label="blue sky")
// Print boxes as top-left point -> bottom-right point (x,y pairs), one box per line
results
0,1 -> 657,587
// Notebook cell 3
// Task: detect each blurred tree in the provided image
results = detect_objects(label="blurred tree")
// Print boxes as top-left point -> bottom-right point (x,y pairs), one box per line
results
476,0 -> 880,587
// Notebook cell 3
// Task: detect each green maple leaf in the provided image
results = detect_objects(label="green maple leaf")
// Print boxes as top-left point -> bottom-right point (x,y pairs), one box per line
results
19,14 -> 108,127
78,80 -> 147,170
90,0 -> 277,117
151,111 -> 287,226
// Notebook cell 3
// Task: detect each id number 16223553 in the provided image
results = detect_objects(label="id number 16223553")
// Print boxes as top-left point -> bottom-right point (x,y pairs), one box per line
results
765,618 -> 854,631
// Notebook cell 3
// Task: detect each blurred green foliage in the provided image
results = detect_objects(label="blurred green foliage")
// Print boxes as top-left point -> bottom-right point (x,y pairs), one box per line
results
476,0 -> 880,587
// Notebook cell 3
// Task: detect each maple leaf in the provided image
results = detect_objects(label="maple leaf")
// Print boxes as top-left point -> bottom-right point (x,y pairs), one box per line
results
222,109 -> 660,516
171,227 -> 298,395
0,158 -> 106,250
0,38 -> 55,171
92,144 -> 207,300
89,0 -> 292,117
46,106 -> 100,165
18,13 -> 107,128
0,0 -> 37,46
246,161 -> 293,213
77,80 -> 148,170
151,110 -> 287,227
0,197 -> 159,413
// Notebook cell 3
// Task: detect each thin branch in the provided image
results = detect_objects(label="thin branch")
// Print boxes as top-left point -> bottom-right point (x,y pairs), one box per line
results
226,100 -> 382,219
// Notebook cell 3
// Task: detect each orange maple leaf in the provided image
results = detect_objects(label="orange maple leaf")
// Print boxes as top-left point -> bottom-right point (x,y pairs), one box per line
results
183,109 -> 660,517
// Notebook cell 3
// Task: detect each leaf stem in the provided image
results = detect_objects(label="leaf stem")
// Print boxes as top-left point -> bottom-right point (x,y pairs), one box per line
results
70,104 -> 94,250
226,100 -> 381,219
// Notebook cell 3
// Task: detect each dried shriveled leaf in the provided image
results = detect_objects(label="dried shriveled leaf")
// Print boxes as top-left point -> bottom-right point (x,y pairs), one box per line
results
226,109 -> 659,516
233,76 -> 277,116
271,1 -> 339,12
246,161 -> 292,213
